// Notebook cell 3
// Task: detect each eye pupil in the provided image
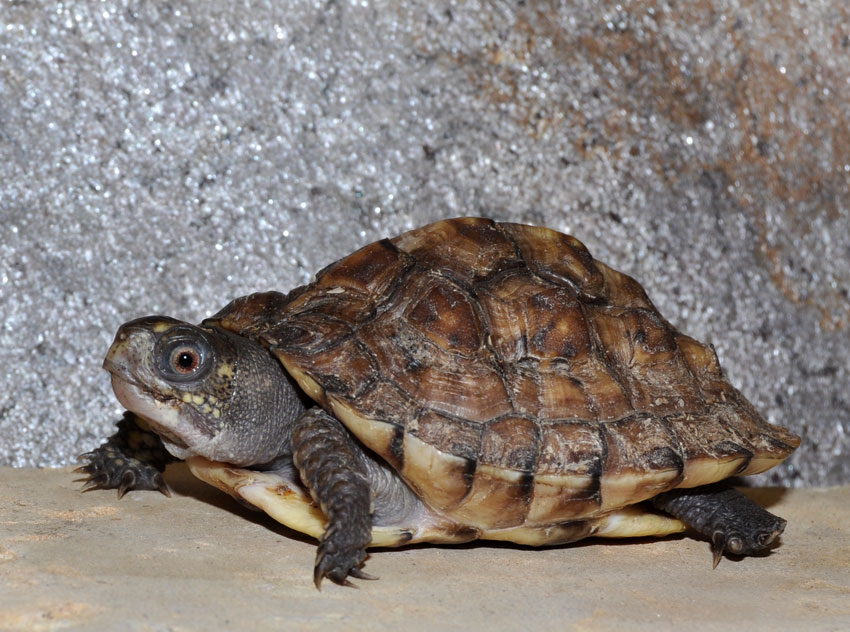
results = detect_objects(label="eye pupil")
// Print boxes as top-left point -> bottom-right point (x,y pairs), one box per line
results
171,347 -> 200,373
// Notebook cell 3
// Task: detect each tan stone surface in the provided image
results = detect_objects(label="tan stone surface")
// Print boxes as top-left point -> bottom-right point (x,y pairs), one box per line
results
1,465 -> 847,631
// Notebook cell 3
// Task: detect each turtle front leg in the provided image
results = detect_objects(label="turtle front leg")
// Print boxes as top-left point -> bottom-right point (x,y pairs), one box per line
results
651,483 -> 787,567
76,412 -> 175,497
292,408 -> 374,588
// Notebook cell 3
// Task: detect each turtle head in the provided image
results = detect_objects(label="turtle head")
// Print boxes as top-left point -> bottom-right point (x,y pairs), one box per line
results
103,316 -> 304,466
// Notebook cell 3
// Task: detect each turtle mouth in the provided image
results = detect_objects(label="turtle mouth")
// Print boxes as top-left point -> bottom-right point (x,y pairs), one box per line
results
103,357 -> 172,403
108,374 -> 191,450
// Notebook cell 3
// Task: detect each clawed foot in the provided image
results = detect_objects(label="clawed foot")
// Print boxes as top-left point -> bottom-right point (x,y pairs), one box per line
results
75,413 -> 174,498
313,529 -> 375,589
76,444 -> 170,498
651,484 -> 789,569
709,518 -> 786,568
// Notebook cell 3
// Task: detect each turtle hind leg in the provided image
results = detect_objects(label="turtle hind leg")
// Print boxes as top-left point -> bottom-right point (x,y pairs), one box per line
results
76,412 -> 174,497
650,483 -> 787,568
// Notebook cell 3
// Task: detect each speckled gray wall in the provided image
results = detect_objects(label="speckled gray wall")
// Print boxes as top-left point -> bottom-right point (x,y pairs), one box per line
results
1,1 -> 848,485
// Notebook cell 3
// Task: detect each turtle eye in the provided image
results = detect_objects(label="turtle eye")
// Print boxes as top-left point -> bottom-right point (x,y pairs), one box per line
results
727,536 -> 744,554
155,328 -> 213,382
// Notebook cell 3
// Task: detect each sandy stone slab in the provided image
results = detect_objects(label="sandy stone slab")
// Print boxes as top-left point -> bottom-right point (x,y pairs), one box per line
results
0,465 -> 847,631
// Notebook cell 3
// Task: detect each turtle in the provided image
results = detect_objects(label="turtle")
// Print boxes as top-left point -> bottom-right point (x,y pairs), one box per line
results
78,217 -> 801,587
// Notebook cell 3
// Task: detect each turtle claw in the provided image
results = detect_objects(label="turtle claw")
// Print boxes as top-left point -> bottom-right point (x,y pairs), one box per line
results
313,541 -> 369,589
154,473 -> 171,497
117,470 -> 136,499
711,531 -> 726,569
348,567 -> 378,581
80,472 -> 108,492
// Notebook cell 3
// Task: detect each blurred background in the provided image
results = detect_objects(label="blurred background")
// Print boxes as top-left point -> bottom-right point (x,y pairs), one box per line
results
1,1 -> 847,486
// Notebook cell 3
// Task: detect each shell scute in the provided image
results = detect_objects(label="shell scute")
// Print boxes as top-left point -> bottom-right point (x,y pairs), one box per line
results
529,366 -> 598,420
594,262 -> 655,310
391,217 -> 520,283
524,287 -> 592,362
502,222 -> 605,299
407,281 -> 483,355
536,420 -> 604,478
278,335 -> 378,399
589,306 -> 704,415
563,357 -> 634,421
529,420 -> 604,523
315,238 -> 407,297
357,317 -> 512,423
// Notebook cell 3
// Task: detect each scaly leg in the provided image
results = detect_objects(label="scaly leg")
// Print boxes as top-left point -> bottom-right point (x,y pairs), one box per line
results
651,483 -> 787,567
292,408 -> 374,588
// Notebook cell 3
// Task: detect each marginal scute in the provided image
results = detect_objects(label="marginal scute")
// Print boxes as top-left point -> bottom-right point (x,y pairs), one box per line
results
400,432 -> 474,511
526,421 -> 604,523
595,262 -> 655,310
480,416 -> 538,471
536,420 -> 604,477
268,312 -> 352,354
409,410 -> 481,462
598,415 -> 684,510
345,379 -> 417,431
665,412 -> 755,487
330,396 -> 404,470
206,291 -> 291,338
290,336 -> 377,398
452,464 -> 531,529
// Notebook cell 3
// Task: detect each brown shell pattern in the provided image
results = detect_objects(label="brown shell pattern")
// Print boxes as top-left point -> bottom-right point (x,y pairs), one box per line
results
209,218 -> 800,529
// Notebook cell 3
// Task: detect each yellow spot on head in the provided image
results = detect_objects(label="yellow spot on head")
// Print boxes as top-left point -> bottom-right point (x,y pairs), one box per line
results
217,364 -> 234,379
213,408 -> 221,419
192,394 -> 205,406
182,393 -> 194,403
151,321 -> 175,333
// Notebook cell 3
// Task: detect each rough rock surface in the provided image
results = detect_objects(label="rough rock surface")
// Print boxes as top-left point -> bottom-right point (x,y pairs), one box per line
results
1,2 -> 848,485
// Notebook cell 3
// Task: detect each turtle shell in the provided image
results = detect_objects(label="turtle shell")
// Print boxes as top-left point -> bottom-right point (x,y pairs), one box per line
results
207,217 -> 800,531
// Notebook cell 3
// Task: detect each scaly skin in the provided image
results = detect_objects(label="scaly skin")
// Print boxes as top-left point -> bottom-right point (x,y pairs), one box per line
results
651,483 -> 787,567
